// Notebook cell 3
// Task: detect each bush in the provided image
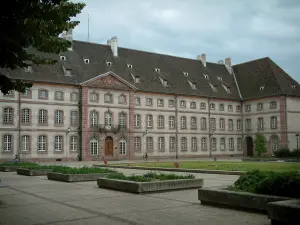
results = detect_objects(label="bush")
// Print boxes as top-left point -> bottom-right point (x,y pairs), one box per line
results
291,149 -> 300,158
106,172 -> 195,182
229,170 -> 300,198
52,166 -> 115,174
274,148 -> 292,158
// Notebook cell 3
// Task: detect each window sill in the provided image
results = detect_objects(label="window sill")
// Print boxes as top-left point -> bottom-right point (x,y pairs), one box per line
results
37,124 -> 48,126
37,151 -> 48,154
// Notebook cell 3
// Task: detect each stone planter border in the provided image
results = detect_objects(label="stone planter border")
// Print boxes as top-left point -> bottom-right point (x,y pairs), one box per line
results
0,166 -> 19,172
47,172 -> 111,182
17,168 -> 54,176
198,188 -> 291,213
93,165 -> 244,175
97,178 -> 204,194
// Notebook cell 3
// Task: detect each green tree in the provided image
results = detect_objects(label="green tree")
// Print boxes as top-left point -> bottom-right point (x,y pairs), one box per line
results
254,133 -> 267,156
0,0 -> 85,94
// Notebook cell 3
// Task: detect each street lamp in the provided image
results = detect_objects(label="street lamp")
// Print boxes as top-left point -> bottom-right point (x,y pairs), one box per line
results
65,127 -> 71,161
296,133 -> 299,163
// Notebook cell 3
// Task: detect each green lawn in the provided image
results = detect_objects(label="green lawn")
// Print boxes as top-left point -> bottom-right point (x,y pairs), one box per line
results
123,161 -> 300,172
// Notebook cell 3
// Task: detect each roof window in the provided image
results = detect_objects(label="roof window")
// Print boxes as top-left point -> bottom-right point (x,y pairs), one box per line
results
203,74 -> 209,79
209,83 -> 218,92
217,76 -> 222,81
290,84 -> 296,88
188,80 -> 197,90
60,56 -> 66,61
183,72 -> 188,77
24,66 -> 33,73
135,76 -> 140,83
106,61 -> 112,66
260,85 -> 265,91
84,58 -> 90,64
222,84 -> 231,94
154,68 -> 160,73
127,64 -> 133,69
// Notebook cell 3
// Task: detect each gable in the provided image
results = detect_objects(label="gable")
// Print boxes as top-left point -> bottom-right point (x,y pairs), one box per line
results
80,72 -> 136,90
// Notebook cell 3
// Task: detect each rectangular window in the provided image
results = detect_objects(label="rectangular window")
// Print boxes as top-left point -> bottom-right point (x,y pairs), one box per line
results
90,111 -> 98,128
146,115 -> 153,128
54,136 -> 63,151
257,118 -> 264,130
190,102 -> 196,109
168,100 -> 175,107
180,116 -> 187,129
245,119 -> 251,131
229,138 -> 234,150
210,118 -> 216,130
55,110 -> 63,124
157,99 -> 164,107
119,113 -> 126,128
191,117 -> 197,129
119,139 -> 126,154
135,97 -> 140,105
237,119 -> 241,130
134,137 -> 141,152
70,136 -> 78,152
201,137 -> 207,150
146,137 -> 153,151
236,105 -> 241,112
270,117 -> 277,129
22,88 -> 31,98
245,105 -> 251,112
169,116 -> 175,129
237,138 -> 242,150
158,137 -> 165,151
270,101 -> 277,109
220,138 -> 225,151
257,103 -> 263,110
3,135 -> 12,152
219,104 -> 224,111
211,138 -> 216,151
3,107 -> 13,124
118,95 -> 126,104
90,93 -> 99,102
169,137 -> 175,152
70,92 -> 79,102
200,102 -> 206,110
90,138 -> 98,155
38,135 -> 47,152
22,135 -> 30,152
70,111 -> 78,126
134,114 -> 140,128
146,98 -> 152,106
201,118 -> 207,130
228,119 -> 233,131
219,118 -> 225,130
181,137 -> 187,151
191,137 -> 197,151
38,109 -> 47,124
210,103 -> 215,110
55,91 -> 64,100
228,105 -> 233,111
158,115 -> 164,128
105,112 -> 112,126
180,100 -> 186,108
104,94 -> 113,103
38,90 -> 48,99
21,109 -> 31,124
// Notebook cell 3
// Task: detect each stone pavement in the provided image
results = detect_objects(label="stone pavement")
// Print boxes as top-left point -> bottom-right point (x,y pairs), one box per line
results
0,169 -> 270,225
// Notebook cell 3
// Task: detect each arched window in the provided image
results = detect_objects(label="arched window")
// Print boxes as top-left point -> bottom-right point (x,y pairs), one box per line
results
105,112 -> 112,126
90,137 -> 98,155
134,114 -> 140,128
119,138 -> 126,154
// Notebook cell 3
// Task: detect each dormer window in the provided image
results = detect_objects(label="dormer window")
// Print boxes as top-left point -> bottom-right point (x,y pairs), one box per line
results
84,58 -> 90,64
106,61 -> 112,66
163,80 -> 168,87
260,85 -> 265,91
24,66 -> 33,73
221,84 -> 231,94
127,64 -> 132,69
154,68 -> 160,73
188,80 -> 197,90
183,72 -> 188,77
209,83 -> 218,92
290,84 -> 296,88
203,74 -> 209,79
65,69 -> 71,77
217,76 -> 222,81
134,76 -> 140,83
60,56 -> 66,61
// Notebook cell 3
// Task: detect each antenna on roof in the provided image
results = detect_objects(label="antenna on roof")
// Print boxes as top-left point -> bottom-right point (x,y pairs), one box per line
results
87,14 -> 90,42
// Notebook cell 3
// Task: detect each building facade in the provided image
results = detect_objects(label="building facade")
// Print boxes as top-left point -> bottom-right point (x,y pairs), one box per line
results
1,34 -> 300,161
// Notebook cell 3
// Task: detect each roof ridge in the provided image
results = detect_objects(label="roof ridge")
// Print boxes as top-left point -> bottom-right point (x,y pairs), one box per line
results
232,57 -> 270,67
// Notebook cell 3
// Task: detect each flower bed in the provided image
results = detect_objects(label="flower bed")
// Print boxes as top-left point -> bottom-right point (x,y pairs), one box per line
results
47,166 -> 116,182
97,172 -> 203,194
0,162 -> 40,172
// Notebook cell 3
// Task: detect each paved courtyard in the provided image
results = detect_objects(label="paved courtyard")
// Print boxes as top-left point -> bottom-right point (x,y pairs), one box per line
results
0,168 -> 270,225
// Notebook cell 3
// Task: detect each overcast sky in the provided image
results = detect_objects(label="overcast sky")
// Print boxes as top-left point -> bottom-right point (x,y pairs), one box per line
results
72,0 -> 300,82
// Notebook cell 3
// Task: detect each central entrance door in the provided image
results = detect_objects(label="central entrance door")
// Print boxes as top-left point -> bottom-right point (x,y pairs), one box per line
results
246,137 -> 254,156
105,136 -> 113,156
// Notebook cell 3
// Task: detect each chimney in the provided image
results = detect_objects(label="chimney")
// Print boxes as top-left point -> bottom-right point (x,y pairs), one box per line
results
225,57 -> 232,74
197,53 -> 206,67
61,29 -> 73,51
108,36 -> 118,57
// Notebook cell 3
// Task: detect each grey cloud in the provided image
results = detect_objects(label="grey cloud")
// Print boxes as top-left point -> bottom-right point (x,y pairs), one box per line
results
71,0 -> 300,82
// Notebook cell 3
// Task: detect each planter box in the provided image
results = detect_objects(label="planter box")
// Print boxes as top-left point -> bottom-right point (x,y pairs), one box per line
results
47,172 -> 110,182
17,168 -> 54,176
268,200 -> 300,225
0,166 -> 19,172
94,165 -> 245,175
97,178 -> 204,194
198,188 -> 290,213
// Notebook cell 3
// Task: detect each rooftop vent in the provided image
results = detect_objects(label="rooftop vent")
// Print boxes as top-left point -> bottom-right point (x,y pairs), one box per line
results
84,58 -> 90,64
127,64 -> 133,69
106,61 -> 112,66
183,72 -> 188,77
60,56 -> 66,61
154,68 -> 160,73
260,85 -> 265,91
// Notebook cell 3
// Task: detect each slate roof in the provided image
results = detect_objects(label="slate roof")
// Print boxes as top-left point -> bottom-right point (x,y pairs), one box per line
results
5,40 -> 300,99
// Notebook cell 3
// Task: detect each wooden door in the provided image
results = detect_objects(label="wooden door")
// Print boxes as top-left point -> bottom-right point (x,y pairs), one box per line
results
105,137 -> 113,156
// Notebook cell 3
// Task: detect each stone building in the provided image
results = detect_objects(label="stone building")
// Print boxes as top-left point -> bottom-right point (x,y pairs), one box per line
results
1,32 -> 300,161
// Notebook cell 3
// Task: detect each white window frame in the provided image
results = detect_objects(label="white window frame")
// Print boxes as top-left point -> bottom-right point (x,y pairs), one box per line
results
38,109 -> 47,124
134,114 -> 141,128
228,105 -> 233,111
134,136 -> 141,152
201,117 -> 206,130
200,102 -> 206,109
119,113 -> 126,127
191,137 -> 197,151
157,99 -> 164,107
180,100 -> 186,108
271,116 -> 277,129
180,116 -> 187,129
210,103 -> 215,110
169,137 -> 175,151
39,90 -> 48,99
105,112 -> 112,127
158,115 -> 164,128
191,117 -> 197,129
119,138 -> 126,154
3,107 -> 13,124
270,101 -> 277,109
135,97 -> 140,105
158,137 -> 165,151
55,91 -> 64,101
190,101 -> 196,109
219,118 -> 225,130
211,138 -> 216,151
3,134 -> 12,152
146,98 -> 153,106
228,119 -> 233,131
229,138 -> 234,150
38,135 -> 47,152
220,138 -> 225,151
210,118 -> 216,130
90,138 -> 98,155
70,136 -> 78,152
201,137 -> 207,150
70,110 -> 78,126
181,137 -> 187,151
146,115 -> 153,128
146,137 -> 153,151
237,138 -> 242,150
168,100 -> 175,107
55,110 -> 63,124
237,119 -> 241,130
54,135 -> 63,152
70,92 -> 78,102
104,93 -> 113,103
118,95 -> 126,104
257,117 -> 264,130
22,108 -> 30,124
21,135 -> 30,152
169,116 -> 175,129
219,104 -> 224,111
90,111 -> 98,127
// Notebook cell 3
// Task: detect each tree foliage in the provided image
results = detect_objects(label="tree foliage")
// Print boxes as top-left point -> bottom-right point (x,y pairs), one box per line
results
0,0 -> 85,94
254,133 -> 267,156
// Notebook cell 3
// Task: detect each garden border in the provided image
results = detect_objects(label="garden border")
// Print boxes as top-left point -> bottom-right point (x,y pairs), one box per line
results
47,172 -> 111,182
17,168 -> 54,176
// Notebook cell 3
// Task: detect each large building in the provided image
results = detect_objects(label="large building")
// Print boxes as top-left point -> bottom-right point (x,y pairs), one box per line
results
1,32 -> 300,161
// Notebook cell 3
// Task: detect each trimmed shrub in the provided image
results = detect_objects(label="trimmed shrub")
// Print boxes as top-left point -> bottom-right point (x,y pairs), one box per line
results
52,166 -> 115,174
274,148 -> 292,158
229,170 -> 300,198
